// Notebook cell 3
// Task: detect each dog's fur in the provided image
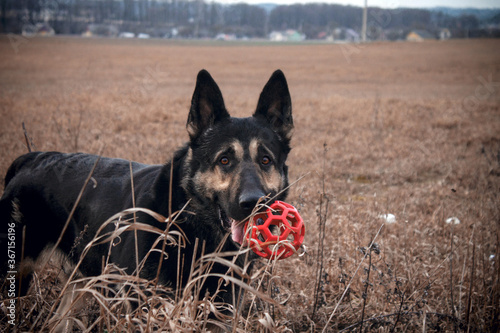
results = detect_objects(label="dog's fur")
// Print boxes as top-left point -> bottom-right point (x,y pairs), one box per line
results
1,69 -> 293,329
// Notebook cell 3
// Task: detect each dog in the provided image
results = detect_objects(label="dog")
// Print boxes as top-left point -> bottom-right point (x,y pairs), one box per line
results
1,69 -> 293,330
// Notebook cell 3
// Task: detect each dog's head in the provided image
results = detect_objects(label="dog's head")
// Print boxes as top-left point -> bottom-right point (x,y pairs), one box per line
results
181,69 -> 293,245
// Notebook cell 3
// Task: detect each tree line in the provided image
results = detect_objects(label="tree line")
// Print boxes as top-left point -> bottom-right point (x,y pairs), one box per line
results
1,0 -> 498,39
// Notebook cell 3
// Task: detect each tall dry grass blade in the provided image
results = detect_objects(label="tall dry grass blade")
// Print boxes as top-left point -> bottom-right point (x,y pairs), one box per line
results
312,142 -> 328,321
423,308 -> 427,333
22,122 -> 36,152
491,230 -> 500,332
322,223 -> 385,333
391,285 -> 406,332
155,160 -> 175,287
359,244 -> 374,333
244,259 -> 274,330
175,233 -> 183,303
187,272 -> 274,304
465,238 -> 475,333
187,237 -> 201,306
459,224 -> 475,329
232,249 -> 253,332
449,222 -> 458,333
129,161 -> 140,276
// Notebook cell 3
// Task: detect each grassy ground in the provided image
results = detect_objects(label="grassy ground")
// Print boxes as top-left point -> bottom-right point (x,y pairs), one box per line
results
0,36 -> 499,331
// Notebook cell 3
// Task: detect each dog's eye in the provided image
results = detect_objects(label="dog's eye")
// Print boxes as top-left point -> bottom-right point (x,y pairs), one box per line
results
220,157 -> 230,165
261,156 -> 272,165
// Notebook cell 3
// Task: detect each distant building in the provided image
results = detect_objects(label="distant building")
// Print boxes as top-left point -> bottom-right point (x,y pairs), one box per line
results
269,30 -> 305,42
345,28 -> 360,42
439,28 -> 451,40
215,33 -> 237,41
406,30 -> 435,42
83,24 -> 118,38
327,27 -> 361,42
119,32 -> 135,38
22,23 -> 55,37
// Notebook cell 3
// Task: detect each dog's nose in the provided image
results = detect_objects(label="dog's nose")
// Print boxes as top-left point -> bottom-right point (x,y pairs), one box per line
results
239,192 -> 264,212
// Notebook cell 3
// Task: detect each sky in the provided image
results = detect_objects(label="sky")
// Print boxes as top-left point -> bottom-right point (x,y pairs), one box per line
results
216,0 -> 500,8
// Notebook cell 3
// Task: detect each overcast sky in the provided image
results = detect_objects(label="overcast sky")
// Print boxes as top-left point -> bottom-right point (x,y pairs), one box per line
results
216,0 -> 500,8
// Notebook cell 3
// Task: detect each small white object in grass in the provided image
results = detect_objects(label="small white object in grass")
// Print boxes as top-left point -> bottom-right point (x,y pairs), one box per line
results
445,217 -> 460,225
490,254 -> 495,261
379,214 -> 396,224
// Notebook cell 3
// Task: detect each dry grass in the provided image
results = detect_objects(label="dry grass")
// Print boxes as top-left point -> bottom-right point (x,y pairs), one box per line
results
1,36 -> 499,331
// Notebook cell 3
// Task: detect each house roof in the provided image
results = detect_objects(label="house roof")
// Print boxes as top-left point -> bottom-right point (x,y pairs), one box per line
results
410,30 -> 435,39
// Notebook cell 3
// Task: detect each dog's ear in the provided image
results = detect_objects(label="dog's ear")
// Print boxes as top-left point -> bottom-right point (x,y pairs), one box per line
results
187,70 -> 230,140
253,69 -> 293,141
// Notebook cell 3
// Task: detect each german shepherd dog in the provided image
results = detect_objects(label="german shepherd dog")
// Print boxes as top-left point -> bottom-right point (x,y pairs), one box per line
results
1,69 -> 293,330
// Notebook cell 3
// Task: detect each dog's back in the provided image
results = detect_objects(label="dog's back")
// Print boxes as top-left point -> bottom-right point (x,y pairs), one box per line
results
2,152 -> 165,276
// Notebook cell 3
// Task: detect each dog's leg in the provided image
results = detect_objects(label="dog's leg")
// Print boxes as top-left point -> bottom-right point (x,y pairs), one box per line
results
29,247 -> 89,333
50,279 -> 88,333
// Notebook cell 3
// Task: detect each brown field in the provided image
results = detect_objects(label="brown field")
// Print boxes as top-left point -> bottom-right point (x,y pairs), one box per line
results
1,36 -> 499,331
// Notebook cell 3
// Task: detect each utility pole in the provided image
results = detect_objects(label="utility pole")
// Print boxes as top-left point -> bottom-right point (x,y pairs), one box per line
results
361,0 -> 367,42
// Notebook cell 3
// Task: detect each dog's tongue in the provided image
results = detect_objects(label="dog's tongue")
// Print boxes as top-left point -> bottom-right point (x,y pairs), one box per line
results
231,220 -> 245,245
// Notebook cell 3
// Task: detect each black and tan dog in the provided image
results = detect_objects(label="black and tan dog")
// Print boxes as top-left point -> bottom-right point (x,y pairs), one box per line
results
1,69 -> 293,329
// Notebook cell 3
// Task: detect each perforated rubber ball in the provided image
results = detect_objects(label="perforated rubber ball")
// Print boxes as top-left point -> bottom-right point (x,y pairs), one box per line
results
245,201 -> 305,260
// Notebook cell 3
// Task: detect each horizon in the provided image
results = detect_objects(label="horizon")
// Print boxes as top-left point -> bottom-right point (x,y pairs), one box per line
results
215,0 -> 500,9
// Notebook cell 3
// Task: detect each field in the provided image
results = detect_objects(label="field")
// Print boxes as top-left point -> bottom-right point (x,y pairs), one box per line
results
0,36 -> 499,331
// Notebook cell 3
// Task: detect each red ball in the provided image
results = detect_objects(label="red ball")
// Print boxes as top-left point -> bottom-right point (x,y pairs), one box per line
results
244,201 -> 305,260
